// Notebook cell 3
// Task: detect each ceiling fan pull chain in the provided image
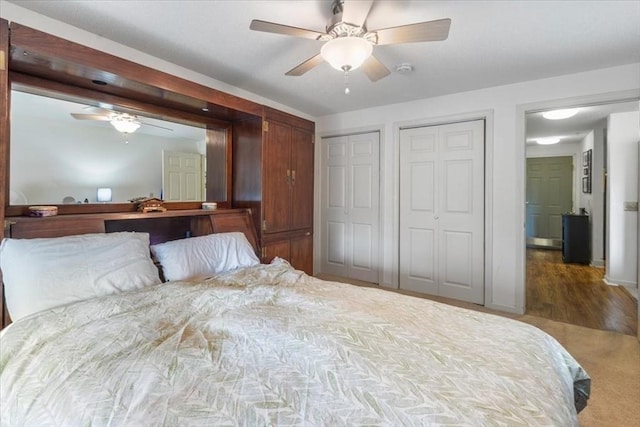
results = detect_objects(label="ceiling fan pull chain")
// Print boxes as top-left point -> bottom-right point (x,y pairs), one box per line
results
343,68 -> 350,95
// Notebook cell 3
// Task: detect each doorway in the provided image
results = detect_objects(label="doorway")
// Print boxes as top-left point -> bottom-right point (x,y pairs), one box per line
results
524,100 -> 639,335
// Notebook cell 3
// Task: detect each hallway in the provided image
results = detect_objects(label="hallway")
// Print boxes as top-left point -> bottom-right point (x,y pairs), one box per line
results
526,248 -> 637,336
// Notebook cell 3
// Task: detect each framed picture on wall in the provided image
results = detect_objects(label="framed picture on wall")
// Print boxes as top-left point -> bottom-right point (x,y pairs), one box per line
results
583,149 -> 592,166
582,176 -> 591,193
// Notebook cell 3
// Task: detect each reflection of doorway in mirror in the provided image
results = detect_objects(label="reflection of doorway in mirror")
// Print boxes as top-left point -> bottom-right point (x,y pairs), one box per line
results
162,151 -> 204,201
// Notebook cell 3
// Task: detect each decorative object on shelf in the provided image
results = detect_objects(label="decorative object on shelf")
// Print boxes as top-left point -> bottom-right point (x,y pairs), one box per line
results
202,202 -> 218,210
582,149 -> 592,194
136,197 -> 167,213
28,206 -> 58,217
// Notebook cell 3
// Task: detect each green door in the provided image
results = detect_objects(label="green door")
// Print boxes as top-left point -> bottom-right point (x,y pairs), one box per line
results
526,156 -> 573,244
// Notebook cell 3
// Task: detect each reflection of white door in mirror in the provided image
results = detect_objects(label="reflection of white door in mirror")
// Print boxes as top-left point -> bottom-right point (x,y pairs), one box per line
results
162,151 -> 204,202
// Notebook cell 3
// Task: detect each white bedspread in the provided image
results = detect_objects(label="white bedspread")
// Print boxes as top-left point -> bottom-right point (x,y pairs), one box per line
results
1,261 -> 589,426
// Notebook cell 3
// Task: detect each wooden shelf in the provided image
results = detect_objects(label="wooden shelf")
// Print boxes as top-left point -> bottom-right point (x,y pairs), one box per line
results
5,208 -> 256,243
6,208 -> 235,223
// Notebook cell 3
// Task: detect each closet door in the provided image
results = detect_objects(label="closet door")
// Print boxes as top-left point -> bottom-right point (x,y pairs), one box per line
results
321,132 -> 380,283
399,120 -> 485,304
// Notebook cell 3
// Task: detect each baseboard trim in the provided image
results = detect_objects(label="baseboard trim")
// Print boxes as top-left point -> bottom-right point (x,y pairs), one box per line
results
485,302 -> 525,315
604,276 -> 638,288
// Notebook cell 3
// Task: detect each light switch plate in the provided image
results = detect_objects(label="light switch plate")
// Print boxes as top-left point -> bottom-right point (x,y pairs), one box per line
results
623,201 -> 639,211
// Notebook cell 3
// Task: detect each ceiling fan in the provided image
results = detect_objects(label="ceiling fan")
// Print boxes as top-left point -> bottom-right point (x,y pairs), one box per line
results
250,0 -> 451,86
71,108 -> 173,134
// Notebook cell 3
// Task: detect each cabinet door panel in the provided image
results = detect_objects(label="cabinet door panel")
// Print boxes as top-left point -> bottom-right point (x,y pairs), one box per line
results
263,121 -> 292,233
263,239 -> 290,264
291,128 -> 314,230
291,234 -> 313,275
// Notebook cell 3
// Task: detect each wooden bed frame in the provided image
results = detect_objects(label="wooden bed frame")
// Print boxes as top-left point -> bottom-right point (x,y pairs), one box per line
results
1,208 -> 259,329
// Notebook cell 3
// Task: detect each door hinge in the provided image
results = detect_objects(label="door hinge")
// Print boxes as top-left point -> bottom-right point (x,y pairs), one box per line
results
261,247 -> 266,258
263,121 -> 269,132
0,50 -> 6,71
262,220 -> 267,231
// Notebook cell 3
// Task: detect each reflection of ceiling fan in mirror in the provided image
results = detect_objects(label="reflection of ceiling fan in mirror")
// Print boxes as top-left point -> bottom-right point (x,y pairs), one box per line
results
250,0 -> 451,91
70,108 -> 173,134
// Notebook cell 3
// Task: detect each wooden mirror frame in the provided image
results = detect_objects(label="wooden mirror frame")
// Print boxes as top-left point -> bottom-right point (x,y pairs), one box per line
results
0,20 -> 265,222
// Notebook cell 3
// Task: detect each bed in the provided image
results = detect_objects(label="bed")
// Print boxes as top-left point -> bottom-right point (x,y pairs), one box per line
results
0,213 -> 590,426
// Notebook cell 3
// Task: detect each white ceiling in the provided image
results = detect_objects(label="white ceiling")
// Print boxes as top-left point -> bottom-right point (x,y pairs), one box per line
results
4,0 -> 640,118
11,90 -> 207,141
526,100 -> 639,146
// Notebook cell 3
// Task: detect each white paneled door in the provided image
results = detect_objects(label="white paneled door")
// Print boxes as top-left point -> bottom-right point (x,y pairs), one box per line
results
321,132 -> 380,283
162,151 -> 203,202
399,120 -> 485,304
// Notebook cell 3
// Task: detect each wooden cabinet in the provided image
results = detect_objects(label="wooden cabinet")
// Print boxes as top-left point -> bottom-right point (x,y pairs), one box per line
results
562,214 -> 590,264
233,107 -> 314,274
263,114 -> 314,234
262,233 -> 313,275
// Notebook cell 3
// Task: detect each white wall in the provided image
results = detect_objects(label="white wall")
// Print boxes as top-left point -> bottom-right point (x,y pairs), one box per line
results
591,121 -> 607,266
316,64 -> 640,313
606,111 -> 639,288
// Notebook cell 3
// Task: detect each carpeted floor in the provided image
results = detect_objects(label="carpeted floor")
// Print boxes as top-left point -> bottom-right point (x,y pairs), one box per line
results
315,274 -> 640,426
517,315 -> 640,427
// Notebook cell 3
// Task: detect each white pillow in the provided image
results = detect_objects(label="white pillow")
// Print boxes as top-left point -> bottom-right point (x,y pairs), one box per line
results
150,232 -> 259,282
0,232 -> 161,321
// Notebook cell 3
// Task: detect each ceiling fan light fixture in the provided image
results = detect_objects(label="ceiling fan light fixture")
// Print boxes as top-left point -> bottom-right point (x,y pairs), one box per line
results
110,115 -> 141,134
542,108 -> 579,120
321,36 -> 373,72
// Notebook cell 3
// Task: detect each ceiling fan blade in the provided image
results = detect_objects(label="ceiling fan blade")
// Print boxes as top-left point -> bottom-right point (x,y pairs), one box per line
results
285,53 -> 325,76
250,20 -> 325,40
70,113 -> 111,121
341,0 -> 373,28
141,121 -> 174,131
374,18 -> 451,45
361,55 -> 390,82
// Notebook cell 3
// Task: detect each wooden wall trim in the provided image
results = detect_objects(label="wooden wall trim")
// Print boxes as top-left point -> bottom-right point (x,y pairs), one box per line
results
11,72 -> 234,130
9,23 -> 263,117
0,18 -> 9,329
265,106 -> 314,132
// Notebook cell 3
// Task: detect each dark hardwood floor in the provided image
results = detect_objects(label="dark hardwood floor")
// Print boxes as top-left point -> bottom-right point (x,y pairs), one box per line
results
526,248 -> 638,336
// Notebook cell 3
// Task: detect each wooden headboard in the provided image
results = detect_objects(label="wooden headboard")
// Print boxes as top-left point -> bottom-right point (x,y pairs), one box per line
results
1,208 -> 259,329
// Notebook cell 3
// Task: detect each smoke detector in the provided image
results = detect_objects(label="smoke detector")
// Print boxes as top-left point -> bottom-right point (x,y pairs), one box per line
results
395,63 -> 414,73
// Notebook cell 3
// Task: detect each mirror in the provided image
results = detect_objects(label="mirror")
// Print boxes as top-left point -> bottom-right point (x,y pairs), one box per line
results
10,88 -> 225,206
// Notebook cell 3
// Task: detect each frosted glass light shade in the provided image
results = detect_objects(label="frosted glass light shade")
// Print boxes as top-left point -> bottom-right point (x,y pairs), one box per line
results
96,187 -> 112,202
110,116 -> 141,133
536,137 -> 561,145
542,108 -> 579,120
321,37 -> 373,71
